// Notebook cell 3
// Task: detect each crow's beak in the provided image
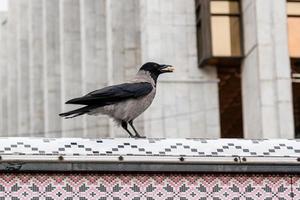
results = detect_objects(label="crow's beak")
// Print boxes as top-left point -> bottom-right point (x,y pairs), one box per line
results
160,65 -> 175,73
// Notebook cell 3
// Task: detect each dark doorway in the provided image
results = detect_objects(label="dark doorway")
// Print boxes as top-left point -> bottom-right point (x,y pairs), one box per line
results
292,60 -> 300,138
218,66 -> 243,138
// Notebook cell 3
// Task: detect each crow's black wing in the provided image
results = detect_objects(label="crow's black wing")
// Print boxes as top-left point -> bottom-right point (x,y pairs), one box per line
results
65,82 -> 153,105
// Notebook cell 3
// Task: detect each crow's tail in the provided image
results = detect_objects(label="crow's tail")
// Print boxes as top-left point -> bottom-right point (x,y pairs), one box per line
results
59,105 -> 96,119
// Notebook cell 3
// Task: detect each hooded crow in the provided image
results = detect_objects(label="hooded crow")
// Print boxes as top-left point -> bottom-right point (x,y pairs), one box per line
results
59,62 -> 175,138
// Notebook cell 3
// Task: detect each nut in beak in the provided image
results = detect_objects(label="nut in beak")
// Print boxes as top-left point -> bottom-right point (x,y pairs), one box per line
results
161,65 -> 175,72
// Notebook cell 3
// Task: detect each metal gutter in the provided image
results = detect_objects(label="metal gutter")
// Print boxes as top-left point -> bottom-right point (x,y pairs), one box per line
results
0,155 -> 299,173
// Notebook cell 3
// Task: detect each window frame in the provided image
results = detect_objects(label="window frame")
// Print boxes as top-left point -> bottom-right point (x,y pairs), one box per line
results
287,0 -> 300,59
287,0 -> 300,138
195,0 -> 244,68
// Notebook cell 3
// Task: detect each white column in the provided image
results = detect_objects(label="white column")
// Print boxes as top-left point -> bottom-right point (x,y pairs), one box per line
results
60,0 -> 83,137
105,0 -> 115,137
110,0 -> 142,83
17,0 -> 30,136
242,0 -> 294,138
0,12 -> 8,136
140,0 -> 221,138
43,0 -> 62,137
80,0 -> 109,137
29,0 -> 45,136
202,66 -> 221,138
7,0 -> 19,136
106,0 -> 143,137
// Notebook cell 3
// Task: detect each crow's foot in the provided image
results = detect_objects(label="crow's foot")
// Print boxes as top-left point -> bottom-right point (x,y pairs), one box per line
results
134,134 -> 146,139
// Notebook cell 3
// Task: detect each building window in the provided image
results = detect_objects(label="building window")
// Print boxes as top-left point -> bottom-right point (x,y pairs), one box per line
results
287,0 -> 300,58
292,63 -> 300,138
196,0 -> 244,138
287,0 -> 300,138
195,0 -> 243,67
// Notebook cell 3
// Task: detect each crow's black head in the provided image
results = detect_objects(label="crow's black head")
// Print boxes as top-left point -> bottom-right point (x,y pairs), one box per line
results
139,62 -> 174,82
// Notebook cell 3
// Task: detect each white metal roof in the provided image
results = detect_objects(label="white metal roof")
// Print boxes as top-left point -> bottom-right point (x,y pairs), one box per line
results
0,138 -> 299,172
0,137 -> 299,158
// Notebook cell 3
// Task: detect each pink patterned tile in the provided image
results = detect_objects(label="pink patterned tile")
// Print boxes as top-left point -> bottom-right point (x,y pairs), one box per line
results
292,175 -> 300,199
0,173 -> 294,200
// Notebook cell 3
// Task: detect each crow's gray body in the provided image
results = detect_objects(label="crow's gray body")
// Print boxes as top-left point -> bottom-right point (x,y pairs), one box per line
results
59,62 -> 174,138
89,71 -> 156,125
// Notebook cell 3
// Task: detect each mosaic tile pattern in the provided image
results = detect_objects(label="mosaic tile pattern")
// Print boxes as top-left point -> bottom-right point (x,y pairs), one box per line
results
0,138 -> 299,158
292,176 -> 300,199
0,173 -> 296,200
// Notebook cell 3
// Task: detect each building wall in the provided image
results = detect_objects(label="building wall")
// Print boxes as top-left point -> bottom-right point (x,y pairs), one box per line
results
17,0 -> 30,136
7,0 -> 19,136
0,0 -> 296,139
0,0 -> 221,138
242,0 -> 294,138
43,0 -> 62,137
140,0 -> 220,138
0,11 -> 8,136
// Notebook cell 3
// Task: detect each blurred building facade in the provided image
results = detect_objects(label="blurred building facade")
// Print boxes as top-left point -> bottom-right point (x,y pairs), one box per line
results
0,0 -> 299,139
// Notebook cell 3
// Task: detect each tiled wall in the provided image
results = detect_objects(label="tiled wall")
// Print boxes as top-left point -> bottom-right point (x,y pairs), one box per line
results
0,173 -> 298,199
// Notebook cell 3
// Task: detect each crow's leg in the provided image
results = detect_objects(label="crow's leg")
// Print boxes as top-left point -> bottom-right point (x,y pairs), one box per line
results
121,121 -> 134,137
129,120 -> 146,138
